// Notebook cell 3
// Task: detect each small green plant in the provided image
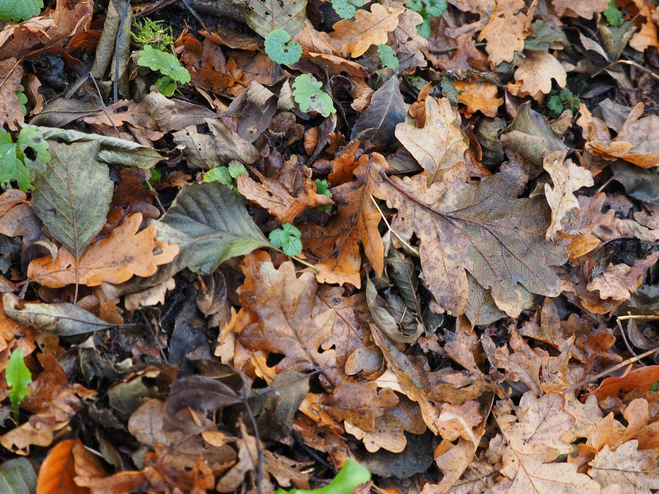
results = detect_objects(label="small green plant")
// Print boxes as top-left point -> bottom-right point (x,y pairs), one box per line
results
131,17 -> 175,49
292,75 -> 336,118
603,0 -> 624,26
406,0 -> 448,38
203,161 -> 247,193
0,127 -> 50,192
331,0 -> 365,19
6,348 -> 31,423
378,44 -> 400,70
154,76 -> 178,97
650,381 -> 659,392
546,87 -> 582,118
15,85 -> 27,116
137,45 -> 191,84
0,0 -> 42,21
141,168 -> 161,189
269,223 -> 302,257
276,459 -> 370,494
314,179 -> 332,211
264,30 -> 303,65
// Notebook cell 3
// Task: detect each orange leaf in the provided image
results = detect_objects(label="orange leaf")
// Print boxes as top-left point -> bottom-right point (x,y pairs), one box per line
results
37,439 -> 88,494
589,366 -> 659,401
28,213 -> 179,288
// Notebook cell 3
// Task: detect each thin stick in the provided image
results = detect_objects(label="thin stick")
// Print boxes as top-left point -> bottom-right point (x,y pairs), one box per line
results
617,319 -> 639,360
370,195 -> 419,256
562,345 -> 659,395
89,73 -> 122,138
617,314 -> 659,321
594,59 -> 659,81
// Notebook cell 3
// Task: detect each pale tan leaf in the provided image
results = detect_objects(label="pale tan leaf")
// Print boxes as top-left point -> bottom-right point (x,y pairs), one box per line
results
509,51 -> 567,100
589,440 -> 659,493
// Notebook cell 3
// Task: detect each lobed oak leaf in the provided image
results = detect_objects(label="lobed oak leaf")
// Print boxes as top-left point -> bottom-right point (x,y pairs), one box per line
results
395,96 -> 469,185
28,213 -> 180,288
586,251 -> 659,302
453,80 -> 503,118
329,4 -> 404,58
589,440 -> 659,492
374,166 -> 567,317
477,0 -> 528,65
300,153 -> 386,288
551,0 -> 609,19
483,330 -> 543,395
508,51 -> 567,100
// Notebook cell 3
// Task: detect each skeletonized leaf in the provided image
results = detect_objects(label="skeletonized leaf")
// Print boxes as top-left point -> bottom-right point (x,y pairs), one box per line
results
3,293 -> 112,336
0,458 -> 37,494
31,140 -> 113,262
243,0 -> 307,38
155,182 -> 271,275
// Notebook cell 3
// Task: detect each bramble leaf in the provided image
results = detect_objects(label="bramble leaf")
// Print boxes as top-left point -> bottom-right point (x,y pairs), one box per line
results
137,45 -> 191,84
264,30 -> 303,65
0,127 -> 50,192
6,348 -> 31,422
292,75 -> 336,117
0,0 -> 43,21
269,223 -> 303,256
378,44 -> 400,69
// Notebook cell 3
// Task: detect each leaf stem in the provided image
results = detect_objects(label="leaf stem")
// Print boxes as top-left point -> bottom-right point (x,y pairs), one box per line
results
271,247 -> 319,272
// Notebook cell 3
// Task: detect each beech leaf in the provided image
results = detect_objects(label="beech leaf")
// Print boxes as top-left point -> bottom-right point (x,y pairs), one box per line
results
351,75 -> 406,147
0,458 -> 37,494
155,182 -> 271,275
31,140 -> 113,262
374,166 -> 567,317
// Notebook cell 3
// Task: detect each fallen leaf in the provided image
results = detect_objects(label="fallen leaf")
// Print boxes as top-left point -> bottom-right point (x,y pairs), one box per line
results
36,439 -> 89,494
0,59 -> 24,131
454,80 -> 502,117
483,330 -> 543,395
395,96 -> 469,185
508,51 -> 567,100
351,75 -> 406,147
552,0 -> 609,19
329,4 -> 404,58
587,252 -> 659,302
589,365 -> 659,401
588,440 -> 659,492
477,0 -> 528,65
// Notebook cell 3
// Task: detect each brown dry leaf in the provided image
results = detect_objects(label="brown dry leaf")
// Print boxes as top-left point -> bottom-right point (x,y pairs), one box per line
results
0,59 -> 24,130
123,278 -> 176,311
36,439 -> 89,494
454,80 -> 502,117
435,400 -> 483,442
235,251 -> 340,386
627,0 -> 659,52
0,387 -> 89,455
28,213 -> 180,288
300,154 -> 386,288
237,172 -> 333,224
483,330 -> 543,395
0,0 -> 94,61
82,99 -> 162,142
329,4 -> 404,58
395,97 -> 469,185
560,193 -> 615,259
21,353 -> 68,414
374,165 -> 566,317
477,0 -> 528,65
71,439 -> 109,488
293,19 -> 339,55
543,150 -> 594,241
551,0 -> 609,19
586,251 -> 659,302
589,365 -> 659,401
386,3 -> 429,71
508,51 -> 567,100
588,440 -> 659,492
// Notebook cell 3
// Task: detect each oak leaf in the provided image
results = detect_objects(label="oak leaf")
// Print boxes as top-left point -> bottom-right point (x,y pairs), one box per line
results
395,96 -> 469,185
483,330 -> 542,395
477,0 -> 528,65
589,440 -> 659,492
586,252 -> 659,302
28,213 -> 180,288
543,150 -> 594,241
508,51 -> 567,100
552,0 -> 609,19
374,166 -> 567,317
329,4 -> 404,58
453,80 -> 502,118
300,153 -> 386,287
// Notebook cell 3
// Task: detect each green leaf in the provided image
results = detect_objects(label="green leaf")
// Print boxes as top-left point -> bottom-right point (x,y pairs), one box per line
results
204,166 -> 234,187
292,75 -> 336,118
137,45 -> 191,84
331,0 -> 364,19
0,0 -> 43,21
276,459 -> 370,494
3,293 -> 113,337
416,14 -> 431,39
227,161 -> 247,178
264,30 -> 303,65
547,94 -> 564,118
650,381 -> 659,392
269,223 -> 302,257
378,44 -> 400,70
0,127 -> 50,192
243,0 -> 307,39
154,76 -> 177,97
406,0 -> 423,12
0,458 -> 37,494
31,140 -> 113,261
156,182 -> 271,274
6,348 -> 31,423
603,0 -> 624,26
425,0 -> 447,18
314,179 -> 332,211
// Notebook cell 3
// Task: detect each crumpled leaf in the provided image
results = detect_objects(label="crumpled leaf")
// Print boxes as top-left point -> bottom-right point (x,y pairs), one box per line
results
300,154 -> 386,287
155,182 -> 271,275
587,251 -> 659,302
395,96 -> 469,185
31,140 -> 112,262
28,213 -> 180,288
3,293 -> 112,336
36,439 -> 94,494
329,4 -> 404,58
508,51 -> 567,100
374,165 -> 567,317
552,0 -> 609,19
453,80 -> 502,118
0,59 -> 24,131
350,75 -> 406,147
543,150 -> 594,241
366,277 -> 423,343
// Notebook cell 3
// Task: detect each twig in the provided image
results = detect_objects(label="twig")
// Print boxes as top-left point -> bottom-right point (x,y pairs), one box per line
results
617,314 -> 659,320
617,319 -> 638,360
89,73 -> 122,138
562,345 -> 659,395
370,195 -> 419,256
594,59 -> 659,82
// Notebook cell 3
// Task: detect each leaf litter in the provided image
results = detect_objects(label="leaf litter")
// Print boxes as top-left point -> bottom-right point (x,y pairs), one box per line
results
1,0 -> 659,493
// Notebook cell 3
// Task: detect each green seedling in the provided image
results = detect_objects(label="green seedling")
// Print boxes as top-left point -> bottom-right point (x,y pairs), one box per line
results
275,459 -> 370,494
0,126 -> 50,192
292,75 -> 336,118
264,30 -> 303,65
6,348 -> 31,423
314,179 -> 332,211
331,0 -> 365,19
378,44 -> 400,70
16,85 -> 28,116
0,0 -> 42,21
603,0 -> 624,26
406,0 -> 448,38
269,223 -> 302,257
203,161 -> 247,193
132,17 -> 175,49
137,45 -> 191,84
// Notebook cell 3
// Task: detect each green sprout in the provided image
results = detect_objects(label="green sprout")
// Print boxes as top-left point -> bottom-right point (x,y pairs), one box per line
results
264,30 -> 303,65
292,75 -> 336,118
269,223 -> 303,257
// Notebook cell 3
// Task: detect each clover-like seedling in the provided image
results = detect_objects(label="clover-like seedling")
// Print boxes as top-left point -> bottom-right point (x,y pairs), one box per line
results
137,45 -> 191,84
331,0 -> 365,19
292,75 -> 336,118
315,179 -> 332,211
269,223 -> 302,257
0,0 -> 42,21
264,30 -> 303,65
6,348 -> 31,423
204,161 -> 246,193
378,44 -> 400,70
